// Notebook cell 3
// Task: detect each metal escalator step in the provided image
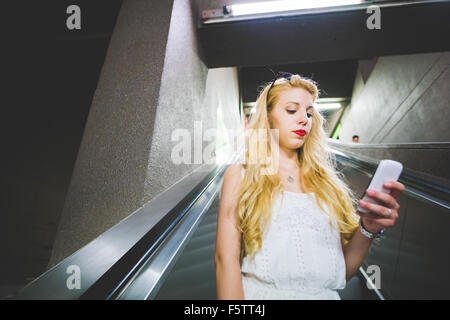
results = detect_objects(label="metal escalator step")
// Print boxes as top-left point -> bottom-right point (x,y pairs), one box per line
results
182,234 -> 216,254
196,218 -> 217,231
188,227 -> 217,242
201,211 -> 218,222
173,243 -> 215,270
155,261 -> 215,298
195,220 -> 217,234
157,281 -> 216,300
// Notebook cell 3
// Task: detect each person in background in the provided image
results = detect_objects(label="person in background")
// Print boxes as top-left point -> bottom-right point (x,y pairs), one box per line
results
352,135 -> 359,143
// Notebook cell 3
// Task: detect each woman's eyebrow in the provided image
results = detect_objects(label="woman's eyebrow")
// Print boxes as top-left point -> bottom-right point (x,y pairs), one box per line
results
286,101 -> 314,110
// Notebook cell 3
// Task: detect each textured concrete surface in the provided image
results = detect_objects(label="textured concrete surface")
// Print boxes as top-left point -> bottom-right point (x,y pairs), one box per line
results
142,0 -> 241,203
48,0 -> 241,268
339,51 -> 450,144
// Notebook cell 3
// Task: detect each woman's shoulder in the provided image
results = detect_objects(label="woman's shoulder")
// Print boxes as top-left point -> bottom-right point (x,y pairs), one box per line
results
224,163 -> 244,180
220,163 -> 244,202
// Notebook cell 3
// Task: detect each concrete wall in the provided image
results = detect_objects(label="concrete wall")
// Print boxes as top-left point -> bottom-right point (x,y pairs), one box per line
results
339,51 -> 450,144
48,0 -> 241,268
322,106 -> 347,137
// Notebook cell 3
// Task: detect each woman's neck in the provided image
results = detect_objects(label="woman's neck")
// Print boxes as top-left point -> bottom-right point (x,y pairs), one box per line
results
277,146 -> 300,170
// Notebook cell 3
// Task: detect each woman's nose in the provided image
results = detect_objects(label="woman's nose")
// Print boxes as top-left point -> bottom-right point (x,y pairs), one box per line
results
296,110 -> 308,124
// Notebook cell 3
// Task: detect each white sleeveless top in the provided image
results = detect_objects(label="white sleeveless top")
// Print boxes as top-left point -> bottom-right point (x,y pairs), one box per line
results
240,168 -> 346,300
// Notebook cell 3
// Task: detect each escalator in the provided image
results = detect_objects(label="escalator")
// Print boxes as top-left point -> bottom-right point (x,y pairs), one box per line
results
12,141 -> 450,300
152,195 -> 218,300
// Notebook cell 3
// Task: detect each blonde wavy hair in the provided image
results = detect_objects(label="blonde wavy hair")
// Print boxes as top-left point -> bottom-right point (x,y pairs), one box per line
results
237,73 -> 360,261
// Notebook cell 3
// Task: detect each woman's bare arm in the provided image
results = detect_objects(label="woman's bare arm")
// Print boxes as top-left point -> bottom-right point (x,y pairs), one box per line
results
214,164 -> 245,300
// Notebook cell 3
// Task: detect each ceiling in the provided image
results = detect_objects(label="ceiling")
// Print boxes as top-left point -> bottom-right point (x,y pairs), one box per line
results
197,0 -> 450,68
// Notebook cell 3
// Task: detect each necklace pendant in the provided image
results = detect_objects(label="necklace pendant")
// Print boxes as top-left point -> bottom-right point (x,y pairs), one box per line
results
287,176 -> 294,183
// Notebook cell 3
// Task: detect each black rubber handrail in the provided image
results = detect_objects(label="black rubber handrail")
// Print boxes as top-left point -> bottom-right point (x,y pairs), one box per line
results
329,146 -> 450,211
12,160 -> 232,300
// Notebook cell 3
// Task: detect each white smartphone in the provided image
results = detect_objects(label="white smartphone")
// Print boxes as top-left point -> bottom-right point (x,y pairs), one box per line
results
357,159 -> 403,214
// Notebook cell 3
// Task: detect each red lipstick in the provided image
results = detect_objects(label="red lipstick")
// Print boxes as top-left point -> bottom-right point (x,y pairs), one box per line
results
293,129 -> 306,136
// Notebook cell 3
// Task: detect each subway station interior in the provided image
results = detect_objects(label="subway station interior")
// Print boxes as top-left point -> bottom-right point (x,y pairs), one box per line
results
1,0 -> 450,300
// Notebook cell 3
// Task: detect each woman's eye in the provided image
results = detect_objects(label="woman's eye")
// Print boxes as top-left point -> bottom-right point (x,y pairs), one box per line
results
287,109 -> 313,118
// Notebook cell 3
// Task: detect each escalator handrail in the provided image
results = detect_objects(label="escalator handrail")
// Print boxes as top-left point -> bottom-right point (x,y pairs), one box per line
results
329,145 -> 450,211
115,165 -> 225,299
13,151 -> 241,300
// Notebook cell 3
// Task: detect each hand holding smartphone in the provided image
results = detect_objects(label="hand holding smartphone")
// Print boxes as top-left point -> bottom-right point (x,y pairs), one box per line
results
357,159 -> 403,214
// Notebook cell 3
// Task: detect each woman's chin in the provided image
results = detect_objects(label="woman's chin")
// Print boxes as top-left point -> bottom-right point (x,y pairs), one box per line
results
289,141 -> 304,149
279,138 -> 305,150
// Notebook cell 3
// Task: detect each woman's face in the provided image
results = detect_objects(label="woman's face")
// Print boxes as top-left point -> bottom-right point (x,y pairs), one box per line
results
268,87 -> 314,150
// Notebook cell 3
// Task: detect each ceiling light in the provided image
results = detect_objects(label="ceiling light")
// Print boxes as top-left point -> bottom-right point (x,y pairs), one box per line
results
229,0 -> 362,17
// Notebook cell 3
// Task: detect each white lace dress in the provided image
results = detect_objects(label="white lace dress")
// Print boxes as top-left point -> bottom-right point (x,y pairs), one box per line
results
240,169 -> 347,300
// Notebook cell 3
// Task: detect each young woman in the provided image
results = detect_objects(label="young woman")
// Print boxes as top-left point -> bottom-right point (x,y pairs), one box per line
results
214,72 -> 405,300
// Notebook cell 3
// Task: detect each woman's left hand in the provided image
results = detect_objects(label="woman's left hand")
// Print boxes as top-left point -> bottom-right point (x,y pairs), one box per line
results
356,181 -> 406,234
